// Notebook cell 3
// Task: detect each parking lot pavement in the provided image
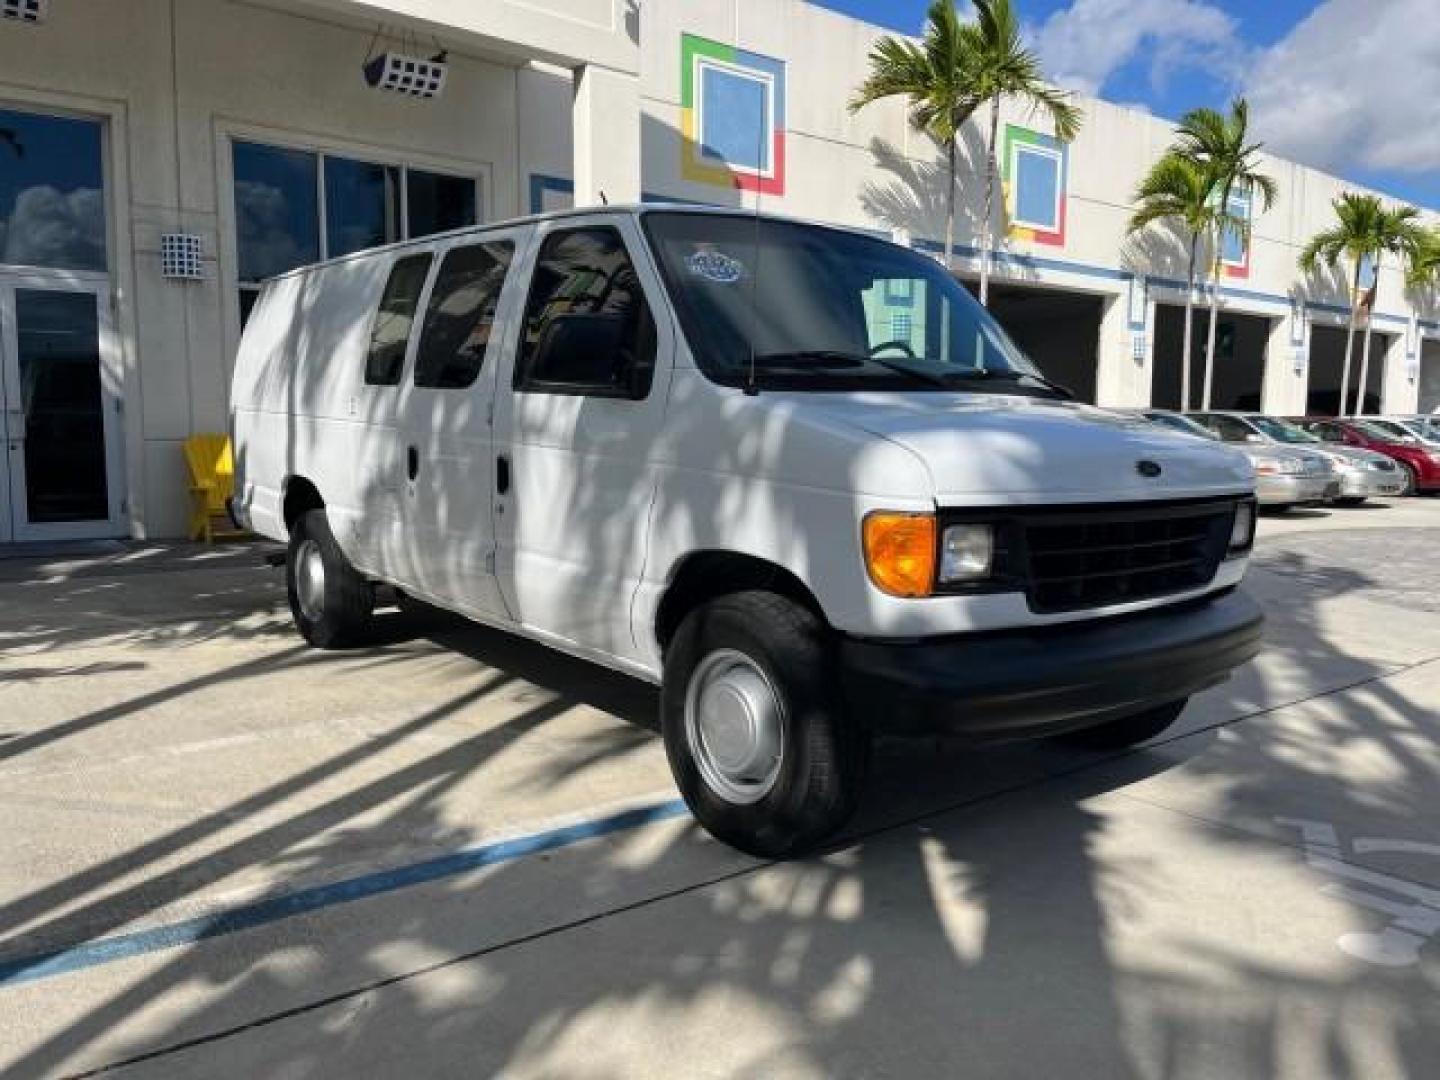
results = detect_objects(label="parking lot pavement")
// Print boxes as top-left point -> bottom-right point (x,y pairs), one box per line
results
2,500 -> 1439,1078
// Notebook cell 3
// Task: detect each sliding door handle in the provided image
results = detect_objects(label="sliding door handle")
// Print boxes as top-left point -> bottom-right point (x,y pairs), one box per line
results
496,454 -> 511,495
406,445 -> 419,481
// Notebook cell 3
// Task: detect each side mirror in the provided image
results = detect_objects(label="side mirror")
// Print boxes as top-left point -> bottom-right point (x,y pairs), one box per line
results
1244,433 -> 1266,444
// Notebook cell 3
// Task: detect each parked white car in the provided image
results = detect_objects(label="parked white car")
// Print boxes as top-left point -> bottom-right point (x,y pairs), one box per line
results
232,206 -> 1263,856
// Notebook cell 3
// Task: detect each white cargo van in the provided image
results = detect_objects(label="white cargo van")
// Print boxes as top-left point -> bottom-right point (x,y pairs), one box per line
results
232,206 -> 1263,856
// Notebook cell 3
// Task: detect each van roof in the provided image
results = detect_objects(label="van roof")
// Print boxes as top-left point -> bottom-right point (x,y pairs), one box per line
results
259,203 -> 894,284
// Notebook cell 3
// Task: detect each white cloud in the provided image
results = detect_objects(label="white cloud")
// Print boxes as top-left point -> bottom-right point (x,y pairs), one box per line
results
1244,0 -> 1440,186
1029,0 -> 1243,96
1,185 -> 105,272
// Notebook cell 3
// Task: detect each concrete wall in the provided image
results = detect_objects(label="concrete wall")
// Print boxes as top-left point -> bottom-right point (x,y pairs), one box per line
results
1,0 -> 529,535
1421,340 -> 1440,414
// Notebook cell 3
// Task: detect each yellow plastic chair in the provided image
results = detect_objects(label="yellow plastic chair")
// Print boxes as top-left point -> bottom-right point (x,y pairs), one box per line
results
184,434 -> 245,543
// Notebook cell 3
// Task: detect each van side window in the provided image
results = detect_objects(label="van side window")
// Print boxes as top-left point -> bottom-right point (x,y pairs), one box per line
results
414,241 -> 515,389
365,253 -> 433,386
515,227 -> 656,398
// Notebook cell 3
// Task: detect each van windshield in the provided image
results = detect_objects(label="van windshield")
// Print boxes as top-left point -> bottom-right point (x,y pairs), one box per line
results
642,212 -> 1060,396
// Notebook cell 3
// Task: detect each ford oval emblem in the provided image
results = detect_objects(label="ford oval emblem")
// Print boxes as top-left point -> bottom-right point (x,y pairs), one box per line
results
1137,459 -> 1163,478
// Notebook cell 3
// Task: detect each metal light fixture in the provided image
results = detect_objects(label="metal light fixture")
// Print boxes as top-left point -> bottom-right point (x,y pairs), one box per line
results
363,23 -> 448,101
1,0 -> 48,23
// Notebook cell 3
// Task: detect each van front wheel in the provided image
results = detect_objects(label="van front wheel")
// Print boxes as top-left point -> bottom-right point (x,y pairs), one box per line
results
287,510 -> 374,649
661,591 -> 869,858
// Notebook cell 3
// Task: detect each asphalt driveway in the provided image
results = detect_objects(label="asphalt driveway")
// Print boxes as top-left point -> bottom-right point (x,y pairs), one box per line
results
2,500 -> 1439,1078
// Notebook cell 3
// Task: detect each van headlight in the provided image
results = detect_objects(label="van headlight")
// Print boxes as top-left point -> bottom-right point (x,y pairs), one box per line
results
939,524 -> 995,583
1228,500 -> 1256,555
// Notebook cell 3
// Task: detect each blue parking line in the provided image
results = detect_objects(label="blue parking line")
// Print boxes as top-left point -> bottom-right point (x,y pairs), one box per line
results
0,798 -> 690,989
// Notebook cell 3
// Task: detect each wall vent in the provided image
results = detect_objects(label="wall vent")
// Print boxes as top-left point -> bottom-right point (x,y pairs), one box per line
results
161,233 -> 204,281
1,0 -> 48,23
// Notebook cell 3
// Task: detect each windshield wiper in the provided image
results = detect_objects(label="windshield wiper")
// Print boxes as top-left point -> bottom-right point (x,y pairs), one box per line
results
946,367 -> 1074,400
752,350 -> 951,388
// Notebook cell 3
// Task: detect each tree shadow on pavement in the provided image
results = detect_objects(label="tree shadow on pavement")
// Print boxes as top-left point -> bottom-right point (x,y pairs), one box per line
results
4,534 -> 1440,1077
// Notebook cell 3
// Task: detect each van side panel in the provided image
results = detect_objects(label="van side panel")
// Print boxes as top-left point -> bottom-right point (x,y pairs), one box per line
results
231,253 -> 402,575
232,272 -> 308,544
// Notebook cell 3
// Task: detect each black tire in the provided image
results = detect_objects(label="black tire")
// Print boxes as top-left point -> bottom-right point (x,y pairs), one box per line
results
1060,698 -> 1187,750
661,591 -> 869,858
1332,496 -> 1367,508
1400,463 -> 1418,496
286,509 -> 374,649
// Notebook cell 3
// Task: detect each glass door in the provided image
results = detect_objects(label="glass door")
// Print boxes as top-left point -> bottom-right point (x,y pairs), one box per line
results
0,275 -> 124,542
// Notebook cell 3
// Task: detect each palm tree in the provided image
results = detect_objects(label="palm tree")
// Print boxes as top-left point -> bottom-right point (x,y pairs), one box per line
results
849,0 -> 976,272
1172,99 -> 1277,410
1301,194 -> 1424,415
849,0 -> 1080,302
965,0 -> 1082,305
1126,154 -> 1227,411
1404,227 -> 1440,293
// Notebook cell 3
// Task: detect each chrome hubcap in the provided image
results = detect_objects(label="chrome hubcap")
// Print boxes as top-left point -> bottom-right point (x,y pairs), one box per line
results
684,649 -> 784,805
295,539 -> 326,621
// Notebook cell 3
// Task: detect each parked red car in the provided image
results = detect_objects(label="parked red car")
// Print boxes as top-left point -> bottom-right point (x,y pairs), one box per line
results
1289,418 -> 1440,493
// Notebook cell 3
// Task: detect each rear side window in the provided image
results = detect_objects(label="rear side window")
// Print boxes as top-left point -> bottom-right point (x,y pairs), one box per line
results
515,227 -> 656,398
1200,415 -> 1252,443
365,253 -> 432,386
413,241 -> 515,389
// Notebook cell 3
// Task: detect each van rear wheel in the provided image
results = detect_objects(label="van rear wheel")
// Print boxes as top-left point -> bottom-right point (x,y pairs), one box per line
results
661,591 -> 869,859
287,509 -> 374,649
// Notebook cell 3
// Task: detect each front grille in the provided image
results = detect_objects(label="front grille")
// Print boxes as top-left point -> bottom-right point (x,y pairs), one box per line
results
1019,501 -> 1235,614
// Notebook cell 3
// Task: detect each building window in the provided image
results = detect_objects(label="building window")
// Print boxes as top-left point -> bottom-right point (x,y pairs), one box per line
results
325,156 -> 401,259
233,138 -> 480,324
234,141 -> 321,283
698,63 -> 773,173
680,34 -> 787,195
1004,125 -> 1068,247
407,169 -> 478,240
0,107 -> 107,273
1220,186 -> 1252,277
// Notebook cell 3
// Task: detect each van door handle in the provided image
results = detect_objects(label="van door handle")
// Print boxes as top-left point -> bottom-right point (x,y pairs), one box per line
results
406,445 -> 419,481
496,454 -> 511,495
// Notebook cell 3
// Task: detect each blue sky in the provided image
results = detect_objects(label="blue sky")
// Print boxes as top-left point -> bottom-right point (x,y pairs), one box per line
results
813,0 -> 1440,208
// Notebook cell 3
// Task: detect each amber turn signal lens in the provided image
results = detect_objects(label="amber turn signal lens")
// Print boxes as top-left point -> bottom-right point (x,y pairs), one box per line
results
862,512 -> 937,597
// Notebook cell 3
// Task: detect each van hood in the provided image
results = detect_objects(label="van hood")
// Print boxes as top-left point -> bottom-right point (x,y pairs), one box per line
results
778,392 -> 1254,503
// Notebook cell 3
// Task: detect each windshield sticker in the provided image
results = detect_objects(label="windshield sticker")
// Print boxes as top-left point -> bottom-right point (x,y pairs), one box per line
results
686,247 -> 746,284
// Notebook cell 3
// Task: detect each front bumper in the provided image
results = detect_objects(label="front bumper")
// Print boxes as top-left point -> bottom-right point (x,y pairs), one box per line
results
1254,474 -> 1332,505
840,589 -> 1264,741
1332,469 -> 1407,499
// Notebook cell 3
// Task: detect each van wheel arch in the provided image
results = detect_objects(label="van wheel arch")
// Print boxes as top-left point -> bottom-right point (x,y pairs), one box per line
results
282,476 -> 325,534
655,552 -> 827,655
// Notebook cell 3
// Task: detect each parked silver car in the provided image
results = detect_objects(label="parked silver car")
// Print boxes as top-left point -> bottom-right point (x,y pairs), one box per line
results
1373,415 -> 1440,447
1191,412 -> 1405,505
1142,410 -> 1334,509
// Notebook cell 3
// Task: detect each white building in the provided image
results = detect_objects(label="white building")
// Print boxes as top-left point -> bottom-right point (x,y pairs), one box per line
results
1,0 -> 1436,541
